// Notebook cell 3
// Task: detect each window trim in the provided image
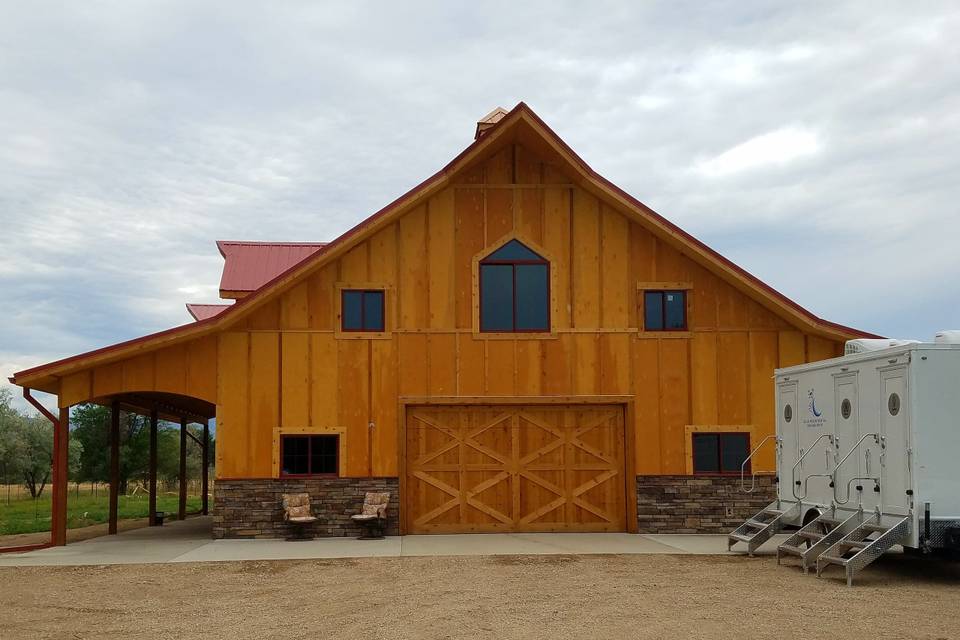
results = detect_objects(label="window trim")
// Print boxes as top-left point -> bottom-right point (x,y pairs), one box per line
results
684,425 -> 757,476
473,235 -> 555,337
334,282 -> 393,340
279,433 -> 340,478
272,426 -> 346,478
340,288 -> 385,333
691,431 -> 751,476
643,289 -> 687,332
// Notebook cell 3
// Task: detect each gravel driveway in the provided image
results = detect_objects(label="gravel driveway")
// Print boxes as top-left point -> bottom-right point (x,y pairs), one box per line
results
1,553 -> 957,639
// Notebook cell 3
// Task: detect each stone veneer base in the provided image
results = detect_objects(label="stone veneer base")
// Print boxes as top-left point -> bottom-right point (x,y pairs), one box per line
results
214,474 -> 776,538
635,474 -> 777,534
213,477 -> 399,539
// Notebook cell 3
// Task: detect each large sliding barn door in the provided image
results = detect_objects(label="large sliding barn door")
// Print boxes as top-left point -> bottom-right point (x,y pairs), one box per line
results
404,404 -> 626,533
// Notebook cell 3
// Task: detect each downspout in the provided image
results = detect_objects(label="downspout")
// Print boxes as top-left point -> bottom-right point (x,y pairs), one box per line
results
0,388 -> 59,554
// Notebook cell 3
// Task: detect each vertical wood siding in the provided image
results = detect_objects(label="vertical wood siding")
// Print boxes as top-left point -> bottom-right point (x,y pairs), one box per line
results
208,143 -> 845,478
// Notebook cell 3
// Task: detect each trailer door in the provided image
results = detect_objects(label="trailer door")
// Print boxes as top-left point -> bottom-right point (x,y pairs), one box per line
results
880,367 -> 911,515
833,374 -> 859,502
777,382 -> 799,501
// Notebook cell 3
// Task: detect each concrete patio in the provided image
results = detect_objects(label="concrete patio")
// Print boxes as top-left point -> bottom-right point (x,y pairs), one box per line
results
0,516 -> 789,567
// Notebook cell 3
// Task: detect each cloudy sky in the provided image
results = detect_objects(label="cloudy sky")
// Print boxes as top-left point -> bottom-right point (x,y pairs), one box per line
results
2,2 -> 958,411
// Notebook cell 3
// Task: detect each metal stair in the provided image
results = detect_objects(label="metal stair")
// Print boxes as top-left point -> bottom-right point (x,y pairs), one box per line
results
777,508 -> 863,573
728,501 -> 799,556
815,513 -> 911,586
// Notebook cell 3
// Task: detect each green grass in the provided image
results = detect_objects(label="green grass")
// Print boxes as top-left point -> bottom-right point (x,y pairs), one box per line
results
0,487 -> 204,536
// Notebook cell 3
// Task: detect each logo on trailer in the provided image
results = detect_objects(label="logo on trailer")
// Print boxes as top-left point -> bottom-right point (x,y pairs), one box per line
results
807,389 -> 822,417
802,389 -> 827,429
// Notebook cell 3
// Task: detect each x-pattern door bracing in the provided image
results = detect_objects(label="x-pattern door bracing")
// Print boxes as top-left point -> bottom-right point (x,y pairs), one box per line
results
405,405 -> 626,533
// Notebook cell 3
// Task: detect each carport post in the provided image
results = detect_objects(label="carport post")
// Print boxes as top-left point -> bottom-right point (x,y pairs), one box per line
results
179,417 -> 187,520
148,408 -> 158,526
108,401 -> 120,535
52,406 -> 70,546
201,420 -> 209,515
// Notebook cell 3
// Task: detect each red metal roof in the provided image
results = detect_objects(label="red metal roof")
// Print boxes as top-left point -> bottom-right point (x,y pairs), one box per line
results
216,241 -> 326,295
185,303 -> 231,321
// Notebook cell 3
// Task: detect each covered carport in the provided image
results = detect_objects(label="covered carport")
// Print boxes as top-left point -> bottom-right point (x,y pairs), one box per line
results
8,331 -> 219,552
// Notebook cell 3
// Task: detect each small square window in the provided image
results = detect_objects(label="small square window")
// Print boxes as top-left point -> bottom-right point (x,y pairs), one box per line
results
692,432 -> 750,474
281,435 -> 339,476
341,290 -> 385,332
644,290 -> 686,331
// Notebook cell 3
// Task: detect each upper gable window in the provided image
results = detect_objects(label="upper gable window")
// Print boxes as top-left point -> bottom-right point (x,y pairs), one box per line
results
644,290 -> 686,331
341,289 -> 385,332
479,240 -> 550,332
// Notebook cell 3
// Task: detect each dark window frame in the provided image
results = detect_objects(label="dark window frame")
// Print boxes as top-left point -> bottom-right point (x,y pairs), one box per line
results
643,289 -> 687,331
692,432 -> 751,476
340,289 -> 385,332
479,242 -> 551,333
280,434 -> 340,478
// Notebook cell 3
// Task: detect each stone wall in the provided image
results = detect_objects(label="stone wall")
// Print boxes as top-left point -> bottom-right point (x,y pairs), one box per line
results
636,474 -> 777,534
213,477 -> 399,539
214,474 -> 776,538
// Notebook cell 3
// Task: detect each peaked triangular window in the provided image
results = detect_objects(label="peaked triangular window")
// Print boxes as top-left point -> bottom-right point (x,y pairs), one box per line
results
483,239 -> 545,263
479,240 -> 550,332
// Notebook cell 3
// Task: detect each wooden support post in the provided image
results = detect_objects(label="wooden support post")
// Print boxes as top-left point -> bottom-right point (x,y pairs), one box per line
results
179,417 -> 187,521
148,408 -> 158,526
201,420 -> 209,516
108,401 -> 120,535
51,406 -> 70,546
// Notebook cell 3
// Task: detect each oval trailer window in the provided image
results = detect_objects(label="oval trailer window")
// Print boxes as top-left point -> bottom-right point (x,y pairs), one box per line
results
784,404 -> 793,423
841,399 -> 852,420
888,393 -> 901,416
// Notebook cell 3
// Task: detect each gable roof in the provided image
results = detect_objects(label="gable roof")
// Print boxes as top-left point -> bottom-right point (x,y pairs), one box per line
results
217,241 -> 326,297
11,102 -> 881,391
185,303 -> 231,321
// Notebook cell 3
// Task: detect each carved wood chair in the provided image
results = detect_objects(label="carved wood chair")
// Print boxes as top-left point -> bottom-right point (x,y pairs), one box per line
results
350,492 -> 390,539
282,492 -> 318,541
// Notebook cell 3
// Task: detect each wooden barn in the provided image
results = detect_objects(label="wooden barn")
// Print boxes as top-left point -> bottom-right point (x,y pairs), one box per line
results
10,103 -> 877,543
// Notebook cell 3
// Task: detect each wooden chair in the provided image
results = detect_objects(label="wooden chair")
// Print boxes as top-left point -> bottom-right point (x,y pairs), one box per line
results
350,492 -> 390,539
282,493 -> 318,541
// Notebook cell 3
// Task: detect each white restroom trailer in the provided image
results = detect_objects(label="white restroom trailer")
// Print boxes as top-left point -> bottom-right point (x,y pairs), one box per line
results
729,337 -> 960,585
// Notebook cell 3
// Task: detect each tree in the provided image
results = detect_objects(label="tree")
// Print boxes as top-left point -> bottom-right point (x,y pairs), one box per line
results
0,389 -> 24,490
17,415 -> 52,498
0,389 -> 80,498
72,404 -> 149,492
71,403 -> 110,484
70,402 -> 213,493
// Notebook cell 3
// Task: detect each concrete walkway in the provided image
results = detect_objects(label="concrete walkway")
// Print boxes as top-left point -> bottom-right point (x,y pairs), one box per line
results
0,517 -> 788,567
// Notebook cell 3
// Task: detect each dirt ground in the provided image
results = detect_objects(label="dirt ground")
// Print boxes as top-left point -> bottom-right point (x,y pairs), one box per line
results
0,553 -> 957,640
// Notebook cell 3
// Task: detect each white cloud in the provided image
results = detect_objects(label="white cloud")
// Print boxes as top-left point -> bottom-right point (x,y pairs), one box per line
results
0,0 -> 958,384
696,128 -> 821,177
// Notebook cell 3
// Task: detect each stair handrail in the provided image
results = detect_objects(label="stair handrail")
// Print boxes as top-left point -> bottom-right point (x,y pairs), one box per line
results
795,473 -> 835,501
791,433 -> 835,501
832,433 -> 880,504
835,476 -> 880,506
740,435 -> 779,493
